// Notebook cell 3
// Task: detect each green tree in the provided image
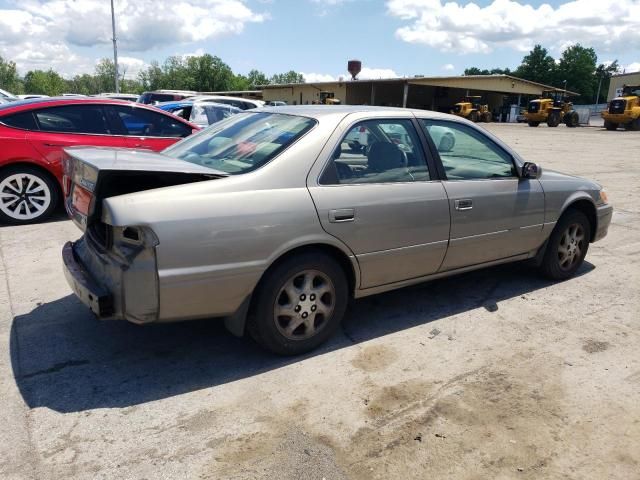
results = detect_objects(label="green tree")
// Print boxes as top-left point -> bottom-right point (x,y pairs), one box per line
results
23,69 -> 66,96
271,70 -> 304,84
554,44 -> 598,102
185,54 -> 236,91
464,67 -> 511,76
246,69 -> 269,88
514,45 -> 557,86
0,56 -> 23,94
138,61 -> 164,91
594,60 -> 619,103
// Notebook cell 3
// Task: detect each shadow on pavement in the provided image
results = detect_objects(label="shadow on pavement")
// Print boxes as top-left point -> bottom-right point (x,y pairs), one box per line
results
11,260 -> 594,413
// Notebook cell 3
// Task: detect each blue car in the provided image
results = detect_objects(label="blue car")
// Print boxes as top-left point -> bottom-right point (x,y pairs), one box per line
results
156,101 -> 241,127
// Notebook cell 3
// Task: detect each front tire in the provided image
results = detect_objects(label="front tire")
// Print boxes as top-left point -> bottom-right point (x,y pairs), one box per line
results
528,121 -> 540,127
547,112 -> 561,127
247,252 -> 348,355
540,209 -> 591,280
469,111 -> 479,122
604,120 -> 618,131
0,166 -> 59,225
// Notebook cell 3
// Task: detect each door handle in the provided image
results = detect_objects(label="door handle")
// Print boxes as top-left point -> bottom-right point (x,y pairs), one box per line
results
454,199 -> 473,211
329,208 -> 355,223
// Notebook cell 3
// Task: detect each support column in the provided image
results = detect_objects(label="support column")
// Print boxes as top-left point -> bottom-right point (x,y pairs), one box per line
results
402,82 -> 409,108
370,84 -> 376,105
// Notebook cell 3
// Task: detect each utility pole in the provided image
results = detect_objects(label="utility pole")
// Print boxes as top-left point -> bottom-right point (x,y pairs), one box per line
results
110,0 -> 119,93
596,74 -> 603,105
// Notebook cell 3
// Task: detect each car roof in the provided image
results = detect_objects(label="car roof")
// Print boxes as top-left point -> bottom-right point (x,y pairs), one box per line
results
0,96 -> 152,114
253,104 -> 455,120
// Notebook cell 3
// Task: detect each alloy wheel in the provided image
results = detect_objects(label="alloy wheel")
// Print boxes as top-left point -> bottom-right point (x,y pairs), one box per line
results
0,173 -> 52,221
274,269 -> 336,341
558,223 -> 585,271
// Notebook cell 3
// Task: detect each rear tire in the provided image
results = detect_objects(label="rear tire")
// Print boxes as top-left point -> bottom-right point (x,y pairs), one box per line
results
564,111 -> 579,127
469,111 -> 479,122
0,165 -> 59,225
247,252 -> 348,355
540,209 -> 591,280
604,120 -> 618,131
624,118 -> 640,131
528,121 -> 540,127
481,112 -> 492,123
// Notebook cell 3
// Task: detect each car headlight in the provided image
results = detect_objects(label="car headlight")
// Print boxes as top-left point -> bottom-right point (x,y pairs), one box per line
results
597,189 -> 609,205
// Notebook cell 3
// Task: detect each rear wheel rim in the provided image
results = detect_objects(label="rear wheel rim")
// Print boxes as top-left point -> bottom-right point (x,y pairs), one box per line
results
557,223 -> 585,271
0,173 -> 51,221
274,269 -> 336,341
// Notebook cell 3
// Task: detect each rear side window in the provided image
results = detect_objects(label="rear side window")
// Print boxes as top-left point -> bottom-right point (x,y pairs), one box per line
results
1,111 -> 38,130
34,105 -> 111,134
109,105 -> 192,138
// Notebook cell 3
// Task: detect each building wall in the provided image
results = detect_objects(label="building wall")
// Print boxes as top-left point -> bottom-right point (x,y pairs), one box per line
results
607,73 -> 640,101
262,83 -> 347,105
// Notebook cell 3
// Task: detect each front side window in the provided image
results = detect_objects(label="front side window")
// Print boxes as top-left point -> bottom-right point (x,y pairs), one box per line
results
164,112 -> 316,175
420,119 -> 516,180
109,105 -> 192,138
34,105 -> 111,134
322,119 -> 430,185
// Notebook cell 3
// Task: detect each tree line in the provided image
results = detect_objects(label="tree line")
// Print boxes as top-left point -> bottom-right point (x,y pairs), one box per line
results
0,44 -> 624,103
0,53 -> 304,97
464,44 -> 620,104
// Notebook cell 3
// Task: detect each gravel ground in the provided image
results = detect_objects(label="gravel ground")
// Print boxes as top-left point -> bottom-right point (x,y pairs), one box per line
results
1,122 -> 638,480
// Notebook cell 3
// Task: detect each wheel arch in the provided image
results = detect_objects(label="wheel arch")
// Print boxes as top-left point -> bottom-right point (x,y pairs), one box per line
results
0,160 -> 63,204
560,197 -> 597,242
225,241 -> 360,338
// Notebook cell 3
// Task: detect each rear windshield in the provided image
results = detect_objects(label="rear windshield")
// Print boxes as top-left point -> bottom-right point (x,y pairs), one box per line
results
163,112 -> 316,175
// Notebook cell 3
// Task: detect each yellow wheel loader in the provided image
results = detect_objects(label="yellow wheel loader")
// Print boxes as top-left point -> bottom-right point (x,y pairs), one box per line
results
601,85 -> 640,131
319,91 -> 341,105
452,96 -> 492,122
525,92 -> 579,128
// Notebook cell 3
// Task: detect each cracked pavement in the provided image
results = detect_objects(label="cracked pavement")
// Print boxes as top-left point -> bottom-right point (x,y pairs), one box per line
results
1,123 -> 639,479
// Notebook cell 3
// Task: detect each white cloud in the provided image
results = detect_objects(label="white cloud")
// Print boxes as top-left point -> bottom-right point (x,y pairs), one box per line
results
117,57 -> 149,79
0,0 -> 265,75
442,63 -> 455,71
624,62 -> 640,73
358,67 -> 399,79
387,0 -> 640,55
302,72 -> 337,83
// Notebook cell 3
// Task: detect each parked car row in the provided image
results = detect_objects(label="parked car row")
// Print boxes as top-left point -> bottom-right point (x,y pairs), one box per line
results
0,97 -> 198,224
59,105 -> 612,355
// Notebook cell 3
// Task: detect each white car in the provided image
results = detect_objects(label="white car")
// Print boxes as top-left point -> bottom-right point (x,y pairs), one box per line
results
0,88 -> 17,101
17,94 -> 50,100
188,95 -> 265,110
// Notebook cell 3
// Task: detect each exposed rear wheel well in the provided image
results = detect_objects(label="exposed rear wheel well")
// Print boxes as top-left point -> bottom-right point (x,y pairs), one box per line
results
261,244 -> 357,298
563,200 -> 597,242
0,162 -> 62,208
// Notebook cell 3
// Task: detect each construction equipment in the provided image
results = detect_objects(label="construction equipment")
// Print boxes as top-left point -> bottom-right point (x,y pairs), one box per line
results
319,91 -> 341,105
601,85 -> 640,131
451,96 -> 491,122
525,91 -> 579,128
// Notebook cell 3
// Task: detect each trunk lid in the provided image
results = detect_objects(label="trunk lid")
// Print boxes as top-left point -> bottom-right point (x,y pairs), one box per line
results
63,146 -> 226,231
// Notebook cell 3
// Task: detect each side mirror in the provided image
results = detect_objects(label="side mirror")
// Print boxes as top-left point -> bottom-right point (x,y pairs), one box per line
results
521,162 -> 541,179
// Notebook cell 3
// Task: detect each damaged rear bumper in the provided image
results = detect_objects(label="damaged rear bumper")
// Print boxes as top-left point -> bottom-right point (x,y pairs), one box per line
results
63,241 -> 114,318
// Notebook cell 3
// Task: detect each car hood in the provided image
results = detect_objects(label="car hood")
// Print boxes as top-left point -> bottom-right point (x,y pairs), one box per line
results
540,168 -> 601,189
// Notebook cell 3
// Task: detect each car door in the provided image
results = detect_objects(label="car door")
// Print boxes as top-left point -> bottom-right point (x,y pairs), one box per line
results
419,118 -> 545,271
27,104 -> 127,167
308,117 -> 450,289
106,104 -> 194,151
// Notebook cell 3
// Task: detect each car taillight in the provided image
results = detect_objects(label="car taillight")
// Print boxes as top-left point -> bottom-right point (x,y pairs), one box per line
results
72,185 -> 93,216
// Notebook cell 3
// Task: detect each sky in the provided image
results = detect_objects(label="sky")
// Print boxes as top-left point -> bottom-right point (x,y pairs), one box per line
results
0,0 -> 638,82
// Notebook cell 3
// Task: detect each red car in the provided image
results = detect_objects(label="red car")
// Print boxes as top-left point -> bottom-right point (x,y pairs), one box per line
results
0,97 -> 198,224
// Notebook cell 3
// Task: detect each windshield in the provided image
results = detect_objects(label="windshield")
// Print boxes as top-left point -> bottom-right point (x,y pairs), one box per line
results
163,112 -> 316,175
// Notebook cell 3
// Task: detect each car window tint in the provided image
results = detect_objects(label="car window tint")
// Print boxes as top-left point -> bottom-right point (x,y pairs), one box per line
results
419,119 -> 516,180
323,119 -> 430,185
1,111 -> 38,130
34,105 -> 111,134
111,106 -> 192,138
